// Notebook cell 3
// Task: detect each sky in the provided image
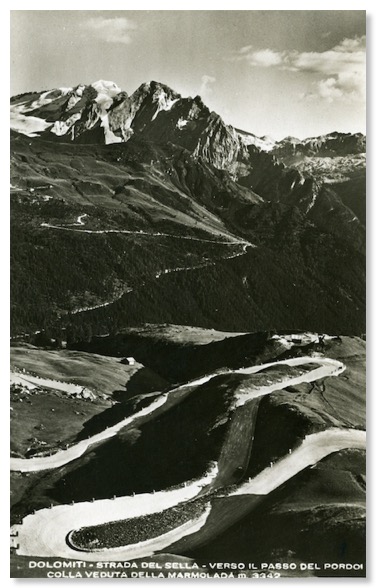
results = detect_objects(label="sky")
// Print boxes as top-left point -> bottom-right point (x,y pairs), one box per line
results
10,10 -> 366,139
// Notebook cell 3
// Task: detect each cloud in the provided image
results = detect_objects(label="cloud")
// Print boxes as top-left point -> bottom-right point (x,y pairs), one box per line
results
81,17 -> 137,44
306,70 -> 366,103
245,49 -> 283,67
199,75 -> 216,97
233,36 -> 366,102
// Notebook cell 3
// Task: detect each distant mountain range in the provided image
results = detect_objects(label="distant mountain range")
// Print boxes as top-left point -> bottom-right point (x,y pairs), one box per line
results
11,79 -> 365,161
10,80 -> 366,337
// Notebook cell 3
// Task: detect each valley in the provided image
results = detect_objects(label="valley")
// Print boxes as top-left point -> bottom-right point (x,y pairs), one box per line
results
10,77 -> 366,578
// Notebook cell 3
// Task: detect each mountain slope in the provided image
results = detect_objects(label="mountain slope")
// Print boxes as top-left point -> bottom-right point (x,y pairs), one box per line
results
10,80 -> 366,338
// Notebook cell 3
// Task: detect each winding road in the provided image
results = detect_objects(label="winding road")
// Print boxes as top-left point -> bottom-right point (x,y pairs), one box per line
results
40,221 -> 254,316
10,355 -> 344,473
11,352 -> 365,562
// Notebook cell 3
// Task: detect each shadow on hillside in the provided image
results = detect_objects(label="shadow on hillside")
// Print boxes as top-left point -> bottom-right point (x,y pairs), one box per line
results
74,366 -> 170,442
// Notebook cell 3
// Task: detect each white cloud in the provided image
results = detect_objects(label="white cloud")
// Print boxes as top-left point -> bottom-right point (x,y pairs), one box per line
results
313,70 -> 366,103
199,75 -> 216,97
316,77 -> 344,102
82,17 -> 137,44
233,36 -> 366,103
246,49 -> 283,68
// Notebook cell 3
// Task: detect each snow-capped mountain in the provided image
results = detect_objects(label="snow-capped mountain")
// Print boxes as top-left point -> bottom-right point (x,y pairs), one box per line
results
11,80 -> 251,176
10,79 -> 366,241
11,80 -> 365,189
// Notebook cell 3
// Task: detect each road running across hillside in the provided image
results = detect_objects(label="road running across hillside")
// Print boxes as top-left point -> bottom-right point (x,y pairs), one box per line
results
70,243 -> 252,315
11,351 -> 365,562
232,428 -> 366,496
40,221 -> 255,316
40,221 -> 252,247
10,354 -> 343,473
11,428 -> 365,562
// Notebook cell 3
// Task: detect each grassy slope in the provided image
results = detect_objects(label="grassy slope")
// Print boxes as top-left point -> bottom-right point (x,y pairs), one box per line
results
122,324 -> 248,345
329,173 -> 366,225
72,330 -> 273,383
10,345 -> 167,397
46,377 -> 237,503
10,388 -> 110,457
10,345 -> 169,458
10,131 -> 254,240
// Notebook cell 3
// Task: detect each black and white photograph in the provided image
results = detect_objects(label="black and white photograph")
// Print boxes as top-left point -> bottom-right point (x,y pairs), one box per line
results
9,7 -> 367,579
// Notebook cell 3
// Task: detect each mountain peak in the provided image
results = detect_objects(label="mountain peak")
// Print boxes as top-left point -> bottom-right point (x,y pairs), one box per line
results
91,80 -> 122,95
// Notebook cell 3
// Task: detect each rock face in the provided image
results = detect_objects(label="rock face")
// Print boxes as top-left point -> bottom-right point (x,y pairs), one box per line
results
271,132 -> 366,159
10,80 -> 249,176
10,79 -> 365,188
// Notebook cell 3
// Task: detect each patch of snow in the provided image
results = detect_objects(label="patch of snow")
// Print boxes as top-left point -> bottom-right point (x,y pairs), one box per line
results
75,85 -> 85,98
29,90 -> 58,111
59,87 -> 73,95
151,89 -> 179,121
66,85 -> 86,111
92,80 -> 122,111
176,117 -> 188,130
50,113 -> 81,137
86,81 -> 123,144
10,109 -> 52,136
237,131 -> 277,152
306,192 -> 317,213
92,80 -> 121,97
100,113 -> 123,145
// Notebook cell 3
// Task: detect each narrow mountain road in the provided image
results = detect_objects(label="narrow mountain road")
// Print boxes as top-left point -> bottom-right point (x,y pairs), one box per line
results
231,428 -> 366,497
40,221 -> 252,246
11,353 -> 365,562
10,356 -> 344,473
155,243 -> 252,279
11,428 -> 365,562
10,395 -> 169,472
11,371 -> 88,395
70,288 -> 133,315
72,242 -> 252,316
40,220 -> 255,317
